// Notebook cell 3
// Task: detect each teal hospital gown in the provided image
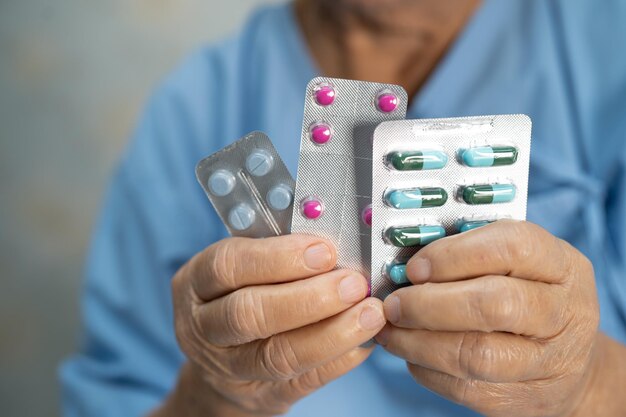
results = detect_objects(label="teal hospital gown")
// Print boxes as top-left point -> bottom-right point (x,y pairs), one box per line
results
60,1 -> 626,416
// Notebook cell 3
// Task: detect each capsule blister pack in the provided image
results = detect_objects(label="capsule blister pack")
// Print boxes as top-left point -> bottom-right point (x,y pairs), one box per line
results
196,131 -> 295,237
371,115 -> 532,299
291,77 -> 408,278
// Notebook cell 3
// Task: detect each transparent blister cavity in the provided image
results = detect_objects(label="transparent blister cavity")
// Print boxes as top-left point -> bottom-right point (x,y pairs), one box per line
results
385,145 -> 449,171
458,142 -> 519,168
375,89 -> 400,113
383,259 -> 411,286
455,214 -> 511,233
457,182 -> 517,205
292,77 -> 408,279
309,122 -> 333,145
228,203 -> 256,231
313,82 -> 336,107
383,223 -> 446,247
208,169 -> 236,197
300,196 -> 324,220
196,131 -> 296,237
384,186 -> 449,209
267,184 -> 294,211
245,149 -> 274,177
361,204 -> 373,227
371,115 -> 532,299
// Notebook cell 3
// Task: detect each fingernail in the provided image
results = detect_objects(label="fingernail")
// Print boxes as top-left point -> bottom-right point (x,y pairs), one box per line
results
359,305 -> 386,330
374,326 -> 391,346
384,295 -> 401,324
408,257 -> 431,282
338,274 -> 367,303
304,243 -> 332,270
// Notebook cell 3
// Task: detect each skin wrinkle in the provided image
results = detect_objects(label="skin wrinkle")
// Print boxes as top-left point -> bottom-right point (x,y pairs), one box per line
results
259,337 -> 292,380
496,225 -> 519,278
457,332 -> 478,380
197,240 -> 235,300
275,334 -> 304,380
241,289 -> 267,342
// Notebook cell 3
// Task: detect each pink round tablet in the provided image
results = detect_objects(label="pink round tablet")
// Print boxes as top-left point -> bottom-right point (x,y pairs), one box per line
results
377,92 -> 398,113
361,204 -> 372,227
301,198 -> 323,219
310,123 -> 332,145
315,84 -> 336,106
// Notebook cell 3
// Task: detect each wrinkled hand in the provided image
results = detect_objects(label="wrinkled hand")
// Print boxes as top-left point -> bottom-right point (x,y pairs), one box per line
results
170,235 -> 385,416
375,220 -> 600,417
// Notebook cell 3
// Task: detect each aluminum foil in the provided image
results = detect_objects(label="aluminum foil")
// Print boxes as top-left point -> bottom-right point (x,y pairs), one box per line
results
371,115 -> 532,299
196,131 -> 295,237
291,77 -> 408,278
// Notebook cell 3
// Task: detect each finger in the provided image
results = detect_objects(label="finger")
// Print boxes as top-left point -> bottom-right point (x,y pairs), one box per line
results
406,220 -> 575,285
186,234 -> 337,301
383,275 -> 567,338
406,364 -> 560,417
230,298 -> 385,380
199,269 -> 369,346
376,327 -> 549,382
277,346 -> 374,405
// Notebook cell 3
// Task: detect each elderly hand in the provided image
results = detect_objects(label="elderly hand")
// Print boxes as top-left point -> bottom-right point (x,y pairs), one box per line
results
375,220 -> 601,417
159,234 -> 385,417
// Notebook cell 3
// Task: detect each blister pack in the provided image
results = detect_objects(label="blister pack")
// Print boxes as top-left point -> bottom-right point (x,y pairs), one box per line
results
196,131 -> 295,237
291,77 -> 408,278
371,115 -> 532,298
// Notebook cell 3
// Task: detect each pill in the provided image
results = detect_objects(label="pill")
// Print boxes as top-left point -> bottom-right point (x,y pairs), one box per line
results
385,225 -> 446,247
207,169 -> 236,197
462,184 -> 516,205
228,203 -> 256,231
310,123 -> 332,145
458,220 -> 493,232
387,263 -> 408,285
387,150 -> 448,171
361,204 -> 372,227
267,184 -> 293,211
314,84 -> 336,106
385,187 -> 448,209
377,92 -> 399,113
461,145 -> 519,167
245,149 -> 274,177
301,197 -> 323,219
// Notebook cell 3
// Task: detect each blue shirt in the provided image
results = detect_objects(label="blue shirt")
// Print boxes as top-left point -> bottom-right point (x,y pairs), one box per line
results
60,2 -> 626,416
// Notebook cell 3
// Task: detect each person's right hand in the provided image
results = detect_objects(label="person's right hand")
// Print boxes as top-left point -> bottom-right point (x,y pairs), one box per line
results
166,235 -> 385,416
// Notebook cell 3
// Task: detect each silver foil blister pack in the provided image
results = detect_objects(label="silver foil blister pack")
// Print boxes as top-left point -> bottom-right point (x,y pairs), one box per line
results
291,77 -> 408,278
196,131 -> 295,237
371,115 -> 532,299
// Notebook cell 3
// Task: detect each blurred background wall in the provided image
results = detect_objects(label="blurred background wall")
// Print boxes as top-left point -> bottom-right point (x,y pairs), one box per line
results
0,0 -> 279,414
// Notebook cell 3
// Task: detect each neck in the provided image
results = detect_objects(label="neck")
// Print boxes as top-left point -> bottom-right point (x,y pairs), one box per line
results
295,0 -> 481,98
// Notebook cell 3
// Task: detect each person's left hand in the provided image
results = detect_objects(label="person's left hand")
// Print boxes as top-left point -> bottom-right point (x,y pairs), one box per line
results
375,220 -> 600,417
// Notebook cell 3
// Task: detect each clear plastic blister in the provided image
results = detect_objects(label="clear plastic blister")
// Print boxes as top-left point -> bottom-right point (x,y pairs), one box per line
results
371,115 -> 532,299
196,131 -> 295,237
291,77 -> 408,278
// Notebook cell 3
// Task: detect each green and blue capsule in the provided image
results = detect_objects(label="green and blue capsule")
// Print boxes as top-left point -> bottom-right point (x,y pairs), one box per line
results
387,149 -> 448,171
457,219 -> 494,232
385,225 -> 446,247
461,184 -> 516,205
460,145 -> 519,167
385,187 -> 448,209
